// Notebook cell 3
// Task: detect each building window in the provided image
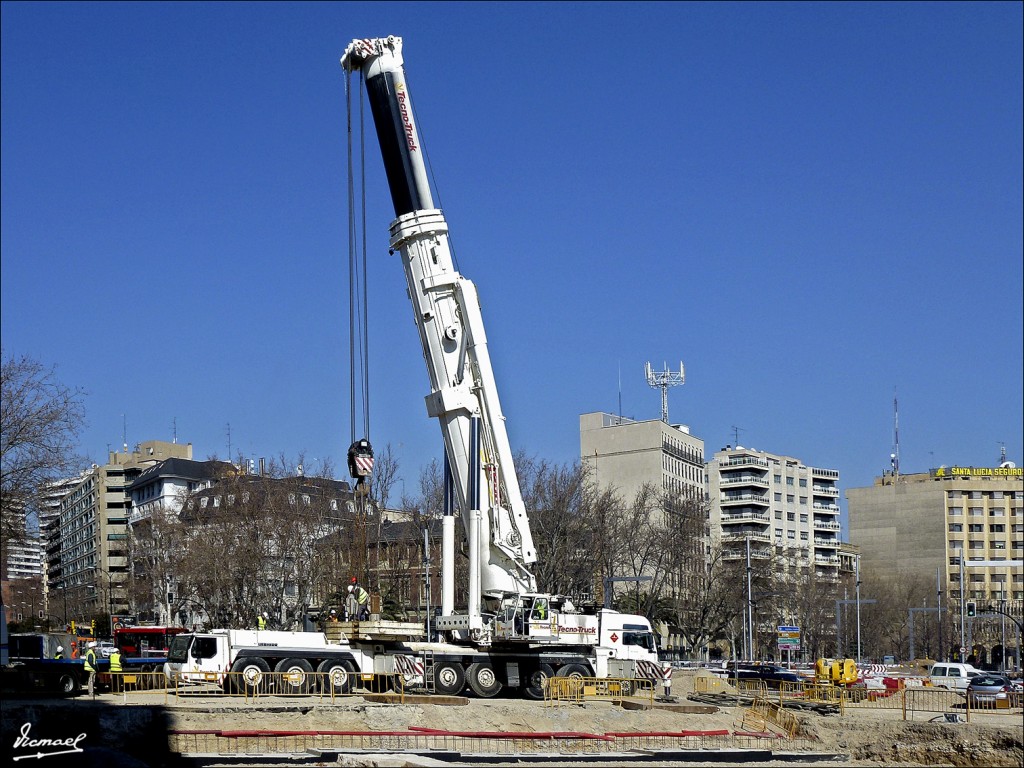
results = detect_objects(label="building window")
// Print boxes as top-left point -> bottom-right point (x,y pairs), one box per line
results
774,475 -> 782,484
949,507 -> 963,516
787,530 -> 795,539
800,514 -> 808,523
969,491 -> 983,500
786,477 -> 794,486
948,524 -> 962,532
775,510 -> 782,519
800,532 -> 808,540
775,493 -> 782,502
969,507 -> 983,516
968,524 -> 984,533
787,512 -> 795,521
799,479 -> 807,487
990,524 -> 1005,533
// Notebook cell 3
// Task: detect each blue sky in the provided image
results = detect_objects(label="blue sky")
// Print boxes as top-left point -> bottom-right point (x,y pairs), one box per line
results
2,2 -> 1021,526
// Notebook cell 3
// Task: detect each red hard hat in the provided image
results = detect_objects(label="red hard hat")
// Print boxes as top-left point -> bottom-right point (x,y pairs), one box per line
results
350,576 -> 357,583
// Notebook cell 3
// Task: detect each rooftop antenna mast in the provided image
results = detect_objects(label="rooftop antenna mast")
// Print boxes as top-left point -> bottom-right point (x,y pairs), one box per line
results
645,361 -> 685,424
890,390 -> 900,480
731,425 -> 745,446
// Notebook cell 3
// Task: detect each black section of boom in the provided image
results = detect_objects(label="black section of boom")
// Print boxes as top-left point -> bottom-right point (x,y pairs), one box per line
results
365,71 -> 429,217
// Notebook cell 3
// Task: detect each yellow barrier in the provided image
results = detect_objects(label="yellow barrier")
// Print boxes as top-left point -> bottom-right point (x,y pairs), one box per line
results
741,696 -> 799,738
544,676 -> 654,706
170,671 -> 404,702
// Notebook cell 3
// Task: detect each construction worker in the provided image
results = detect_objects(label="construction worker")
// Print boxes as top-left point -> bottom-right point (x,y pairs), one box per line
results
109,647 -> 123,693
84,642 -> 98,696
352,580 -> 370,620
344,586 -> 359,621
257,612 -> 267,630
327,609 -> 339,622
54,645 -> 64,660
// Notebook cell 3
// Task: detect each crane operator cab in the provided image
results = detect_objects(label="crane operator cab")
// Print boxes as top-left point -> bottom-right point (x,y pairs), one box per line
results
492,593 -> 555,641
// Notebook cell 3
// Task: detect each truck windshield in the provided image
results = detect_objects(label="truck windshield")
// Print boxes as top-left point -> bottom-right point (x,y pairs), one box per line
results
167,635 -> 192,663
622,631 -> 656,653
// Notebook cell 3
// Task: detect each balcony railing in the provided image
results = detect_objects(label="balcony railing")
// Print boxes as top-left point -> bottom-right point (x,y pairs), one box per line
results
812,468 -> 839,479
812,486 -> 839,496
720,493 -> 770,506
814,555 -> 840,565
813,538 -> 839,549
722,531 -> 772,543
720,476 -> 770,488
812,504 -> 840,514
724,547 -> 772,561
720,456 -> 769,469
813,520 -> 841,531
721,511 -> 770,524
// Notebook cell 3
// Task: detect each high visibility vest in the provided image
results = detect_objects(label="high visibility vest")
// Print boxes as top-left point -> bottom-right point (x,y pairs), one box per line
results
355,587 -> 369,606
84,650 -> 97,673
257,616 -> 267,630
109,651 -> 122,673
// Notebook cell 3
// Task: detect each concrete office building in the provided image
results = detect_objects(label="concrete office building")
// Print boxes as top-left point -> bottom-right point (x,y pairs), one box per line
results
55,440 -> 193,620
580,412 -> 705,504
706,446 -> 842,576
847,466 -> 1024,605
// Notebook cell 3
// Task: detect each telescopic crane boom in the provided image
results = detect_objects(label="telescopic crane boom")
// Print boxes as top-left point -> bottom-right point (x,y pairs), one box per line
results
342,37 -> 537,633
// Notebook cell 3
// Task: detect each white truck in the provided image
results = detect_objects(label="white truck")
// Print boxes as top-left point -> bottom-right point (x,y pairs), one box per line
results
166,36 -> 671,700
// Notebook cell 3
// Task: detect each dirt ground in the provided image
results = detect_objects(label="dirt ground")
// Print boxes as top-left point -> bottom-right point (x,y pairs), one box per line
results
156,671 -> 1023,768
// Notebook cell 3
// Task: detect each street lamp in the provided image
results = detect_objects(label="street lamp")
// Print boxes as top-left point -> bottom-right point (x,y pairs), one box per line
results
855,555 -> 862,664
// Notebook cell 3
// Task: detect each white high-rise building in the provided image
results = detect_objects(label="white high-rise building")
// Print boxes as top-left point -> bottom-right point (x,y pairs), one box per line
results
707,446 -> 842,576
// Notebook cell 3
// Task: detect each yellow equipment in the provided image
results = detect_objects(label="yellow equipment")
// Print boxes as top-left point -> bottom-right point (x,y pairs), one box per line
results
815,658 -> 858,686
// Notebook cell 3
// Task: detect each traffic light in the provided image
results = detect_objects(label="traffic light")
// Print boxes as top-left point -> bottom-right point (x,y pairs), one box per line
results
966,601 -> 977,617
91,619 -> 96,633
70,620 -> 76,634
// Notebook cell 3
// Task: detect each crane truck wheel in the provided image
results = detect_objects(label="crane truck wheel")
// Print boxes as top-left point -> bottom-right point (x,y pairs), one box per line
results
557,663 -> 590,696
317,659 -> 355,695
433,661 -> 466,696
275,658 -> 313,694
466,662 -> 503,698
231,656 -> 270,695
59,673 -> 80,696
522,663 -> 554,700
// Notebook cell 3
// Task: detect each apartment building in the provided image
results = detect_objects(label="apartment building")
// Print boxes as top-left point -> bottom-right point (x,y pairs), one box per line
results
847,466 -> 1024,605
54,440 -> 193,620
706,446 -> 842,576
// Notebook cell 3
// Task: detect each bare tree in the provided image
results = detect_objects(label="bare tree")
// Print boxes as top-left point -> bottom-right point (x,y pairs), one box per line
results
1,350 -> 85,559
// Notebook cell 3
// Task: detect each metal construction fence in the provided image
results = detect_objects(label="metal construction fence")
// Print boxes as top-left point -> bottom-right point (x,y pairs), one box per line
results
693,674 -> 1024,723
170,671 -> 406,702
167,728 -> 822,758
94,670 -> 407,703
543,676 -> 655,706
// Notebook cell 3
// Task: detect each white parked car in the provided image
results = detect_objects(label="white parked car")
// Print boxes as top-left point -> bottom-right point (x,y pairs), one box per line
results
97,641 -> 116,658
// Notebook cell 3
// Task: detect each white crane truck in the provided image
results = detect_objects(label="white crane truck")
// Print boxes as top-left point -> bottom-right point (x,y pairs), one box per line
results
164,36 -> 670,700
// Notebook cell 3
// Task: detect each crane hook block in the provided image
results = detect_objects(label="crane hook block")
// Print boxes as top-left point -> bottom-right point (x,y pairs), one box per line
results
347,439 -> 375,480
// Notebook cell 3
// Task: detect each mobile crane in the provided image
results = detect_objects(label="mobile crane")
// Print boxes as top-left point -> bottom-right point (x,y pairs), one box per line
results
337,36 -> 670,697
164,38 -> 669,700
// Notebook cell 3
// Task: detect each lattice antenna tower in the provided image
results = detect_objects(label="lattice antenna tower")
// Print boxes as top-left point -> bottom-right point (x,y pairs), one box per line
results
645,361 -> 685,424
